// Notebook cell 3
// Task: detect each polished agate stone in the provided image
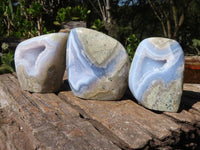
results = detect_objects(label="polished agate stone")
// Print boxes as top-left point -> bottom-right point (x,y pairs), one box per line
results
15,33 -> 68,92
129,37 -> 184,112
67,28 -> 130,100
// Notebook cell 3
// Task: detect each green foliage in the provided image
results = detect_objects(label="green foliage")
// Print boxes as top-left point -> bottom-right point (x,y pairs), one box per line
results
16,0 -> 49,37
0,0 -> 199,56
71,5 -> 91,21
55,6 -> 90,24
0,0 -> 14,36
192,39 -> 200,48
0,0 -> 53,38
0,51 -> 15,74
126,34 -> 139,61
0,42 -> 15,74
26,1 -> 43,18
56,7 -> 72,23
91,19 -> 104,31
118,26 -> 133,46
8,0 -> 14,20
1,42 -> 9,52
192,39 -> 200,55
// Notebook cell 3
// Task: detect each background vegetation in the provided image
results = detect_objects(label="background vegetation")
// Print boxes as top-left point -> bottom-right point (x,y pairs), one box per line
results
0,0 -> 200,74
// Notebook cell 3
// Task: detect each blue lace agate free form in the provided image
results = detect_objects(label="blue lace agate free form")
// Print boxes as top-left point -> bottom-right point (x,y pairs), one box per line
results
129,37 -> 184,112
67,28 -> 130,100
15,33 -> 68,92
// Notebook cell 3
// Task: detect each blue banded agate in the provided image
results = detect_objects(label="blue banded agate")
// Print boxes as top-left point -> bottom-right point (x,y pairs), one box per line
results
15,33 -> 68,92
129,37 -> 184,112
67,28 -> 130,100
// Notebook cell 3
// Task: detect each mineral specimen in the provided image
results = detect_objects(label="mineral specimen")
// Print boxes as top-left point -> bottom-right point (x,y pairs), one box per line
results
15,33 -> 68,92
67,28 -> 130,100
129,37 -> 184,112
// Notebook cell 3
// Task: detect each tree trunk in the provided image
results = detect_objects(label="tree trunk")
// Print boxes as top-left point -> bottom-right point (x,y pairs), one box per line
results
97,0 -> 112,24
161,21 -> 167,37
167,19 -> 171,38
148,0 -> 186,40
173,13 -> 184,40
105,0 -> 111,23
37,16 -> 43,36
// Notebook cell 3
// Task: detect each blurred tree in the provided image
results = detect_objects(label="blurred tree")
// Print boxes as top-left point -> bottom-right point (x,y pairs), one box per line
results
87,0 -> 112,24
148,0 -> 192,40
1,0 -> 15,36
0,0 -> 200,56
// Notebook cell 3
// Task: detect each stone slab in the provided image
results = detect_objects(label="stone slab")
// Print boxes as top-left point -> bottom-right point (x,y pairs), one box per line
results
59,90 -> 182,149
1,73 -> 200,149
0,74 -> 119,150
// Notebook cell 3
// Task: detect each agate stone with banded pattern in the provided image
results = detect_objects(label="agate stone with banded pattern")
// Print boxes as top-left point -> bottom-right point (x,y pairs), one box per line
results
67,28 -> 130,100
129,37 -> 184,112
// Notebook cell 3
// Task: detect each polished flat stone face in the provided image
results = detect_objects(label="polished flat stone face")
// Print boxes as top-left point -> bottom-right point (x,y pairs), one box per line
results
129,37 -> 184,112
67,28 -> 130,100
15,33 -> 68,92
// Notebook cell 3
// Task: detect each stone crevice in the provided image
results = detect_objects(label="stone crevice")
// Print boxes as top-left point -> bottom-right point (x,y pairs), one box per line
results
58,94 -> 133,150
